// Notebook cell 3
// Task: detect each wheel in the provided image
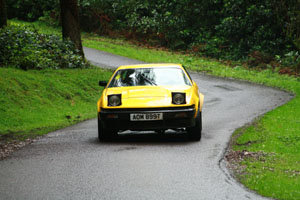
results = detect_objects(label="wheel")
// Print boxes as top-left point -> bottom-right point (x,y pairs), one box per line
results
98,117 -> 109,141
98,116 -> 117,141
187,111 -> 202,141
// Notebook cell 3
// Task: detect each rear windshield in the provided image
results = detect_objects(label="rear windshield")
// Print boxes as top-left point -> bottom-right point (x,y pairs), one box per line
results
108,67 -> 192,88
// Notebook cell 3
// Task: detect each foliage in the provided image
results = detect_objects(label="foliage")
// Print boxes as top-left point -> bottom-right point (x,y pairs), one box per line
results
80,0 -> 298,63
215,0 -> 290,59
276,51 -> 300,72
0,0 -> 8,28
6,0 -> 58,21
271,0 -> 300,51
0,25 -> 87,70
78,0 -> 115,34
6,0 -> 300,65
78,0 -> 223,49
38,10 -> 60,27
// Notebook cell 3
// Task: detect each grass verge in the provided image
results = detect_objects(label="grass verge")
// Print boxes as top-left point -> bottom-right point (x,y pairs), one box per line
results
8,19 -> 300,199
0,67 -> 112,142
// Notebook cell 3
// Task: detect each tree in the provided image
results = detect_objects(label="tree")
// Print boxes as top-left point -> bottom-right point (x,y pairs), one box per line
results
0,0 -> 7,28
60,0 -> 84,57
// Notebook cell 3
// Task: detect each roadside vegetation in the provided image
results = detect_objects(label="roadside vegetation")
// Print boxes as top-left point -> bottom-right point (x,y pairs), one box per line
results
0,24 -> 112,145
6,0 -> 300,75
10,19 -> 300,200
0,67 -> 111,141
0,25 -> 84,70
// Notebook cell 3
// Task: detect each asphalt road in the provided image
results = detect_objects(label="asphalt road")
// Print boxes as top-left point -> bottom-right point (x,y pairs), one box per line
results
0,47 -> 292,200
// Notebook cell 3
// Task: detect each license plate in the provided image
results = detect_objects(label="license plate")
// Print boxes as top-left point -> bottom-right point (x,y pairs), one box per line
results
130,113 -> 163,121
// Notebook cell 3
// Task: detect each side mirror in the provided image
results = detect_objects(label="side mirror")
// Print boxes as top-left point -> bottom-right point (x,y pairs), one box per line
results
99,81 -> 108,87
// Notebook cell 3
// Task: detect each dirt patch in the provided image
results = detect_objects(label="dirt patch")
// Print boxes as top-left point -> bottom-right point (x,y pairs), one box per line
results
225,149 -> 271,172
0,139 -> 35,160
224,122 -> 274,177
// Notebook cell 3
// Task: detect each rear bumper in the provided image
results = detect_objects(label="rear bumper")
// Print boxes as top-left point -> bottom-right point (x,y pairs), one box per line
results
99,106 -> 196,131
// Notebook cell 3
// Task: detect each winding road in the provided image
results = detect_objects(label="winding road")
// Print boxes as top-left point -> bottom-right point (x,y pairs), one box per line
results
0,47 -> 292,200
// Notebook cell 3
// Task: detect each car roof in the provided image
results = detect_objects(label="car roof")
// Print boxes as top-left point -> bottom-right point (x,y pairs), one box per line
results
117,63 -> 183,70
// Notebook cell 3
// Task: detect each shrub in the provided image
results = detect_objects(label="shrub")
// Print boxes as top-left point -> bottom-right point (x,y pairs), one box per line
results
0,25 -> 88,70
214,0 -> 292,59
276,51 -> 300,72
6,0 -> 58,21
6,0 -> 299,67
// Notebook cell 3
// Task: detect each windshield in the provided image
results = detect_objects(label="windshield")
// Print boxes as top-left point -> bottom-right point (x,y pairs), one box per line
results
108,67 -> 192,88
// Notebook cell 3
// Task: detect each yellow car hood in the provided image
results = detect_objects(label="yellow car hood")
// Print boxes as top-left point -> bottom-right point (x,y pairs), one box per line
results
104,85 -> 193,108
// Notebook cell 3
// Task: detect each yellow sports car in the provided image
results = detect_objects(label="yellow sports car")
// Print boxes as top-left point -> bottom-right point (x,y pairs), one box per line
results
97,64 -> 204,141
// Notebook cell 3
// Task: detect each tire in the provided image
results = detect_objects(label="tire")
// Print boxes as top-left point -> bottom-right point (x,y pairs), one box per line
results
187,111 -> 202,141
98,116 -> 117,141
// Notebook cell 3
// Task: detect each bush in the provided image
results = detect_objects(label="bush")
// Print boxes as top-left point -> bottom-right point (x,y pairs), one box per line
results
6,0 -> 58,21
109,0 -> 223,49
75,0 -> 296,59
0,25 -> 88,70
214,0 -> 292,60
276,51 -> 300,72
6,0 -> 299,67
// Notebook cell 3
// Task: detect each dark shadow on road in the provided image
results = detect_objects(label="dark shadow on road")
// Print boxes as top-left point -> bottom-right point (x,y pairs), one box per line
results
87,131 -> 200,145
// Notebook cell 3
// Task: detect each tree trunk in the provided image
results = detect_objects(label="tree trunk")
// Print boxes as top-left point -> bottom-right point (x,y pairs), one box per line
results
60,0 -> 84,57
0,0 -> 7,28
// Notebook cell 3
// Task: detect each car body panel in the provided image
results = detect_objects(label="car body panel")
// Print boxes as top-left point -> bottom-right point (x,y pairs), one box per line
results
99,85 -> 195,109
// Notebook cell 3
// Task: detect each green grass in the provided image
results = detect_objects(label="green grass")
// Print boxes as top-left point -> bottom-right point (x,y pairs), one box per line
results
0,67 -> 112,141
7,19 -> 300,199
231,96 -> 300,200
9,19 -> 62,35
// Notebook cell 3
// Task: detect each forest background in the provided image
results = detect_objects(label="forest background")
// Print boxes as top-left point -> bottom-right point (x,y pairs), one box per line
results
5,0 -> 300,74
